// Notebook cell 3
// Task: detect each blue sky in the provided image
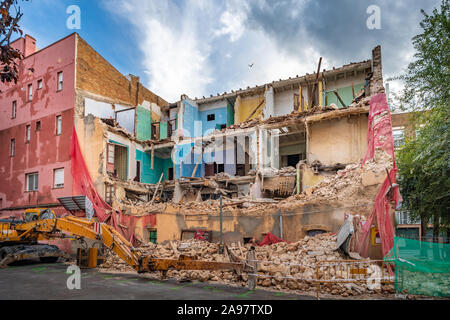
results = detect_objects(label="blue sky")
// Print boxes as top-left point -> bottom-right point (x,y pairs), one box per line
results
16,0 -> 442,103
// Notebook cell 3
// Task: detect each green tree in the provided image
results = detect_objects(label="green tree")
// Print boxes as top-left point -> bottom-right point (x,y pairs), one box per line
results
395,0 -> 450,241
0,0 -> 27,88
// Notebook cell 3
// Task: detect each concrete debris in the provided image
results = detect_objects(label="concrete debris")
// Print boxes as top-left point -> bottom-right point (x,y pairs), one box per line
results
280,148 -> 393,215
100,233 -> 395,297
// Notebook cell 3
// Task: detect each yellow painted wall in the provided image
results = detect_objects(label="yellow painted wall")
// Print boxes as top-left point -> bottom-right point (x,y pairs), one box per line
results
235,95 -> 265,124
301,166 -> 326,191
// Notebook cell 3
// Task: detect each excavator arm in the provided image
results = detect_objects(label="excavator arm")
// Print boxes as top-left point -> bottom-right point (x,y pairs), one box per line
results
7,215 -> 252,275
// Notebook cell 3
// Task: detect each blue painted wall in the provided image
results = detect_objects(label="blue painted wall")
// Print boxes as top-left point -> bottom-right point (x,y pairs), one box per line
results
174,142 -> 204,179
182,99 -> 230,138
182,100 -> 201,138
199,107 -> 228,136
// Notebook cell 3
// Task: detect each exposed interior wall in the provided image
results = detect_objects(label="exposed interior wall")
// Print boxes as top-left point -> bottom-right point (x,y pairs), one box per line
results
263,86 -> 274,119
235,94 -> 265,124
181,99 -> 200,138
136,149 -> 173,183
74,115 -> 106,198
153,203 -> 346,244
136,105 -> 152,141
308,114 -> 368,165
274,89 -> 296,117
325,83 -> 364,108
198,100 -> 228,136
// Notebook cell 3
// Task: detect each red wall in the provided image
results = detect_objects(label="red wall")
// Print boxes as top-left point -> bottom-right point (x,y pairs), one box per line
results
0,34 -> 76,214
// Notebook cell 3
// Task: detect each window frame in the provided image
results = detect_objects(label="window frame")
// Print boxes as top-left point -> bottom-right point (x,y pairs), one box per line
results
26,172 -> 39,192
107,143 -> 115,173
27,83 -> 33,102
37,79 -> 43,90
392,126 -> 405,149
148,229 -> 157,244
57,71 -> 63,91
36,121 -> 41,132
10,138 -> 15,157
25,125 -> 31,143
12,101 -> 17,119
56,115 -> 62,135
53,168 -> 65,189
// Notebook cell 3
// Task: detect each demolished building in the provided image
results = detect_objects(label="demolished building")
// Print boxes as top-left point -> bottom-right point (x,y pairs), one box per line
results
0,33 -> 406,261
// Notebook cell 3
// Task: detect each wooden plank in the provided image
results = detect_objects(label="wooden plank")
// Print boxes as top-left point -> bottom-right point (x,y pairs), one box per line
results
333,90 -> 346,108
245,98 -> 266,122
151,143 -> 154,170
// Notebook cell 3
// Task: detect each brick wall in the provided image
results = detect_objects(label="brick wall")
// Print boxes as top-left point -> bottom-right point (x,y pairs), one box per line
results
75,35 -> 168,107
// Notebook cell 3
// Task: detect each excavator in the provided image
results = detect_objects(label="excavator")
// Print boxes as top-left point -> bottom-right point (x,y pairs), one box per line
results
0,208 -> 253,277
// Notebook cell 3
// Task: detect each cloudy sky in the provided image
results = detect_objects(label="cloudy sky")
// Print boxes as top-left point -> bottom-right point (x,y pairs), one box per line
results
17,0 -> 441,102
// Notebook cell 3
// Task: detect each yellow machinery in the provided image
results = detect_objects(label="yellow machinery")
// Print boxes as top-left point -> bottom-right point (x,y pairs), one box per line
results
0,208 -> 251,275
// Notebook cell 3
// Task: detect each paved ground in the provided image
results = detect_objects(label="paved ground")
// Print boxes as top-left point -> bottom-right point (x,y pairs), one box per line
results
0,262 -> 316,300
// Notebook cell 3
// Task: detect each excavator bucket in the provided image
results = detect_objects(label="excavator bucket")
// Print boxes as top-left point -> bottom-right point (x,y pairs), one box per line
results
0,244 -> 70,268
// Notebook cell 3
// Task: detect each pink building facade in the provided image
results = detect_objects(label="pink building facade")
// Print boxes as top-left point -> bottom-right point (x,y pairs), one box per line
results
0,33 -> 77,218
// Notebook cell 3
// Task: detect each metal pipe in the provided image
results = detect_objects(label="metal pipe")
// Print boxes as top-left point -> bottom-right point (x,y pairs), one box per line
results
219,195 -> 224,254
279,212 -> 283,239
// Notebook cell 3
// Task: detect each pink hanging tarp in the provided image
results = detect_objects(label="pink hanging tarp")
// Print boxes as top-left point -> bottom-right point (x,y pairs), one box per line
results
357,93 -> 402,258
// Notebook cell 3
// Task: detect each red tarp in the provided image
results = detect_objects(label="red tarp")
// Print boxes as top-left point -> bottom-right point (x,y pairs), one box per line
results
70,126 -> 155,246
259,232 -> 287,246
357,93 -> 402,258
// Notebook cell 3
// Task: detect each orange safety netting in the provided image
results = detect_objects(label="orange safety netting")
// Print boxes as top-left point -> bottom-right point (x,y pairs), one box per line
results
357,93 -> 402,258
70,126 -> 155,246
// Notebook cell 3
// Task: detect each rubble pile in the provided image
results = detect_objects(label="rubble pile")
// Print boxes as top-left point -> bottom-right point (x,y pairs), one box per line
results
100,234 -> 394,296
280,149 -> 393,214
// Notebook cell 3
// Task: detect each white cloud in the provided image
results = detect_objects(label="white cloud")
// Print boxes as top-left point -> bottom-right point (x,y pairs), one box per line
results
103,0 -> 214,102
214,0 -> 249,42
103,0 -> 376,103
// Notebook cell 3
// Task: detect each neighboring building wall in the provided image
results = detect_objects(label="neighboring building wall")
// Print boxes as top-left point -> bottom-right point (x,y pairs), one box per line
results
308,114 -> 368,165
76,35 -> 167,108
0,33 -> 77,215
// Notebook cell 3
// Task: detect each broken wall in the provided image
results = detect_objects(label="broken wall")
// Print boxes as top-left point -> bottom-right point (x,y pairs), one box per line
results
151,203 -> 345,244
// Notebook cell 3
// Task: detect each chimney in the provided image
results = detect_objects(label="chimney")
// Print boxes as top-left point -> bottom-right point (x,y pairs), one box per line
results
23,34 -> 36,57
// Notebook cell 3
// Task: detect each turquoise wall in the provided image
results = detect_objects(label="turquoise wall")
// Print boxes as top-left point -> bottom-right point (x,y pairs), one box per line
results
136,106 -> 152,141
160,121 -> 168,139
136,149 -> 173,183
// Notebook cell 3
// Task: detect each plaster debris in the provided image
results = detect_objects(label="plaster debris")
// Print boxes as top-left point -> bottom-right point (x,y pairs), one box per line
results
100,234 -> 394,297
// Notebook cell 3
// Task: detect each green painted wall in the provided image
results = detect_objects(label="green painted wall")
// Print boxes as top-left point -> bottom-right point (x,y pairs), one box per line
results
136,149 -> 173,184
136,106 -> 152,141
325,83 -> 364,108
227,99 -> 235,127
160,121 -> 168,140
